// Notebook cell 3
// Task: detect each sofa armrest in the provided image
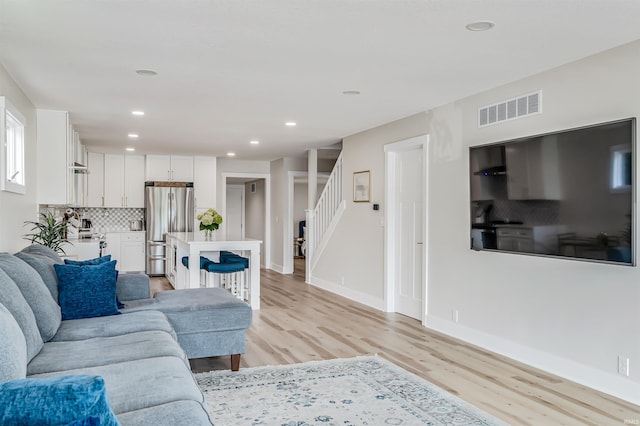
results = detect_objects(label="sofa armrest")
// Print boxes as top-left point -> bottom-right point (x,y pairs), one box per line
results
116,274 -> 151,301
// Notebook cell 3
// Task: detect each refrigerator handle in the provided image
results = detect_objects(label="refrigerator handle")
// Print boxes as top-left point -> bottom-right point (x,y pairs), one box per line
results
168,191 -> 173,233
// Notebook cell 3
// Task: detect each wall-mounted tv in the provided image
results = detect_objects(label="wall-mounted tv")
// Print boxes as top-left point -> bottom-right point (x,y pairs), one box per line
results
469,118 -> 635,265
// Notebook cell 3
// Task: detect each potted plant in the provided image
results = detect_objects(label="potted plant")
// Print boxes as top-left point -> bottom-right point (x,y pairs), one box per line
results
197,208 -> 223,239
23,212 -> 70,254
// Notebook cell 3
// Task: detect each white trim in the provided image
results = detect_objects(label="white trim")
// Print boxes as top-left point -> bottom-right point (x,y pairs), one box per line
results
384,135 -> 429,325
309,275 -> 384,311
221,172 -> 271,269
425,315 -> 640,405
0,97 -> 27,194
271,262 -> 285,274
285,171 -> 309,274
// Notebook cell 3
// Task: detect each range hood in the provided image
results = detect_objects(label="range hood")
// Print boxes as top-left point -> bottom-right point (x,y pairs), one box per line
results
473,145 -> 506,176
69,162 -> 88,174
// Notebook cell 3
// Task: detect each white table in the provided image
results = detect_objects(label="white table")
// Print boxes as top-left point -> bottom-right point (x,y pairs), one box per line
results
166,232 -> 262,310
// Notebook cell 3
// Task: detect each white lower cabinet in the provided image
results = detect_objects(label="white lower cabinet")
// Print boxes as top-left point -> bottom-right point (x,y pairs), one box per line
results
104,231 -> 145,272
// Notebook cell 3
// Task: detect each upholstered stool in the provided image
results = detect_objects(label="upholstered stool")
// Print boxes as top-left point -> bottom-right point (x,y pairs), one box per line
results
181,256 -> 210,286
203,261 -> 248,302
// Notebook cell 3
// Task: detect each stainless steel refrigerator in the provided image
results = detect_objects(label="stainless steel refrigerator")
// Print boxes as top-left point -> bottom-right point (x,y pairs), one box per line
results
145,182 -> 194,275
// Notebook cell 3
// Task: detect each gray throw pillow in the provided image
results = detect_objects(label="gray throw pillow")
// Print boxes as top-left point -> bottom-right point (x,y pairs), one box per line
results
14,252 -> 60,302
0,254 -> 62,342
0,268 -> 44,362
0,302 -> 27,382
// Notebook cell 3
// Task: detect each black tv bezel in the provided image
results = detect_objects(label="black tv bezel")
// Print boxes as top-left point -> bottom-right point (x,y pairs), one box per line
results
469,117 -> 636,266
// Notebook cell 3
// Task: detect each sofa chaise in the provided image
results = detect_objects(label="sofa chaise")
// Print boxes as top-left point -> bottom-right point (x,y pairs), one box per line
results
0,244 -> 253,425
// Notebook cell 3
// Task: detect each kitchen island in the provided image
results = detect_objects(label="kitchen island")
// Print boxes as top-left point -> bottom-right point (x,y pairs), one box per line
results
165,232 -> 262,310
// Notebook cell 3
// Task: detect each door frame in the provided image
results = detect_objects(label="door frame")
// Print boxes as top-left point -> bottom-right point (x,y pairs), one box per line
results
221,172 -> 271,269
384,134 -> 429,325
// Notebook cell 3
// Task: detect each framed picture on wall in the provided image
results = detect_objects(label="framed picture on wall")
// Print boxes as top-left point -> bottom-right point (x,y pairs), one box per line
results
353,170 -> 370,202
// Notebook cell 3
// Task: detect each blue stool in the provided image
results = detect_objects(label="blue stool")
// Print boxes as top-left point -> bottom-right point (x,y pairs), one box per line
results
181,256 -> 211,286
203,260 -> 248,301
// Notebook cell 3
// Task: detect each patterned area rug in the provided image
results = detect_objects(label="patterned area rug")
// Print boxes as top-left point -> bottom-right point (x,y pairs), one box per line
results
194,356 -> 508,425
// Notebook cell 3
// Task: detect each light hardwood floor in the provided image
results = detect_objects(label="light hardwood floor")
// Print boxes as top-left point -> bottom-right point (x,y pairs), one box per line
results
151,261 -> 640,425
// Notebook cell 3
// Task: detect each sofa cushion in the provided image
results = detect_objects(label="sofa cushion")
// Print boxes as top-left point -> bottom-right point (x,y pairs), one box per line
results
14,251 -> 61,301
117,400 -> 212,426
64,255 -> 111,266
0,268 -> 44,363
28,357 -> 206,415
0,254 -> 61,341
0,302 -> 27,382
52,310 -> 174,342
27,330 -> 187,375
153,288 -> 252,332
55,260 -> 120,320
0,375 -> 120,426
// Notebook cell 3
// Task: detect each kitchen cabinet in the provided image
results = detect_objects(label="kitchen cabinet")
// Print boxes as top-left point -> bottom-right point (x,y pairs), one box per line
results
146,155 -> 194,182
103,154 -> 145,207
87,152 -> 104,207
506,138 -> 562,200
194,156 -> 217,208
36,110 -> 87,206
104,231 -> 145,272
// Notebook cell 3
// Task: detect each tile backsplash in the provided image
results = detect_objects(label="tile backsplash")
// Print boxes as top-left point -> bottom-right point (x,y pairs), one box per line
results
39,206 -> 144,232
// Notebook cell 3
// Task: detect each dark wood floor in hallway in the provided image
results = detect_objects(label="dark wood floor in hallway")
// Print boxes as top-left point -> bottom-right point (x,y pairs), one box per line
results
153,261 -> 639,425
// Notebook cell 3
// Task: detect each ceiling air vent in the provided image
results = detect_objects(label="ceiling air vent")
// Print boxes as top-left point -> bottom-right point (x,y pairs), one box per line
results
478,91 -> 541,127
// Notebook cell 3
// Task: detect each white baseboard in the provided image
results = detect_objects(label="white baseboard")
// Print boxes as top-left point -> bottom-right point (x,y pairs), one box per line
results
270,263 -> 284,274
309,275 -> 384,311
425,315 -> 640,405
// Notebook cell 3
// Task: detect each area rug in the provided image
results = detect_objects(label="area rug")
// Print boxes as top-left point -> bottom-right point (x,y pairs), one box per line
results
194,356 -> 508,425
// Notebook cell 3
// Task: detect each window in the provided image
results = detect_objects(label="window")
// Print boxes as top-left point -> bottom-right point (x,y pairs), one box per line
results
1,97 -> 26,194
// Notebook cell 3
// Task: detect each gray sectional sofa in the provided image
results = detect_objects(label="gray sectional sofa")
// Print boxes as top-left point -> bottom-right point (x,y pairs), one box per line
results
0,244 -> 251,425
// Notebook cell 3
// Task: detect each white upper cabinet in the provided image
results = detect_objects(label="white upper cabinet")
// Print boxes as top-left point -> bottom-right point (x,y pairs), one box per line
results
87,152 -> 105,207
146,155 -> 193,182
193,156 -> 217,208
36,110 -> 87,206
103,154 -> 145,208
124,156 -> 145,207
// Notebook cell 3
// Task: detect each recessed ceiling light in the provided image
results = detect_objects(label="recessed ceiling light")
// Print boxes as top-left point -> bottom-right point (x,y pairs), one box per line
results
250,140 -> 260,145
227,152 -> 236,157
342,90 -> 361,96
285,122 -> 297,127
128,133 -> 139,138
466,21 -> 495,31
135,69 -> 158,76
126,147 -> 135,152
131,110 -> 145,116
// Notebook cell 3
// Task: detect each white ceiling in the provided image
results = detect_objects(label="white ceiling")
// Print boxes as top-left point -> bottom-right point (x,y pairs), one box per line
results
1,1 -> 640,161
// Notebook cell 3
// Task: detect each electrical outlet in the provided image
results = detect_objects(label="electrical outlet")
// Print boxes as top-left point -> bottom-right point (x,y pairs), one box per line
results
618,356 -> 630,376
452,309 -> 459,323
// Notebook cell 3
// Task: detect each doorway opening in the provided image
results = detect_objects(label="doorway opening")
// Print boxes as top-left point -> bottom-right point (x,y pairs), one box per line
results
221,173 -> 270,269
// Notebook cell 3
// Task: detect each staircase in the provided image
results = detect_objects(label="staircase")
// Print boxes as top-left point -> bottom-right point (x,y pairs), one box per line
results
305,152 -> 345,280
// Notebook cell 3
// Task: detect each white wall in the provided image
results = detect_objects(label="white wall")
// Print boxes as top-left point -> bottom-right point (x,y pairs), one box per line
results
312,40 -> 640,403
0,64 -> 38,252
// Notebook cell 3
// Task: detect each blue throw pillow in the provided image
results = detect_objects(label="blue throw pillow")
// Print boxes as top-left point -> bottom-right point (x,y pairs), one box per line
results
64,255 -> 112,266
63,257 -> 126,309
0,375 -> 120,426
54,260 -> 121,320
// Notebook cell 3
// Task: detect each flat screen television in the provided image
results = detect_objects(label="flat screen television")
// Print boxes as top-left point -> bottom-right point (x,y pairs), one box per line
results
469,117 -> 635,265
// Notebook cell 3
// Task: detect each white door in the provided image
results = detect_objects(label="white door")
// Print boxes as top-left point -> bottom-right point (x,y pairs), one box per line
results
226,185 -> 244,240
393,147 -> 424,319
